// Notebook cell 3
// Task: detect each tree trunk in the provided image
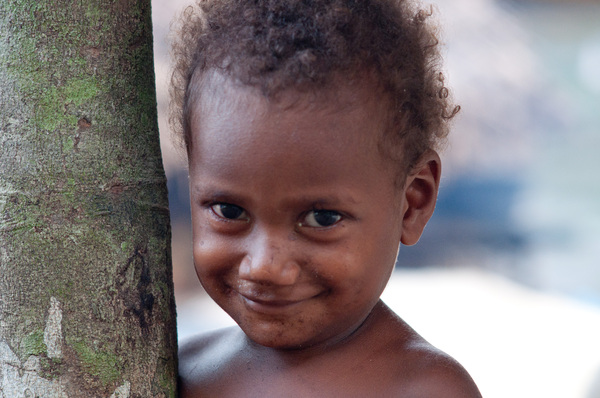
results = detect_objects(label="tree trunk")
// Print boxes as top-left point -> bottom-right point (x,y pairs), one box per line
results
0,1 -> 178,397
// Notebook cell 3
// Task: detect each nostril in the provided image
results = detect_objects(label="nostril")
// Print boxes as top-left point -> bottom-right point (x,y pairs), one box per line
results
238,250 -> 300,286
278,262 -> 301,285
238,255 -> 253,279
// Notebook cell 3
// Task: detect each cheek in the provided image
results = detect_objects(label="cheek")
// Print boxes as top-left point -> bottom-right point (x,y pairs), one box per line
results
191,228 -> 239,280
309,245 -> 372,292
331,237 -> 397,294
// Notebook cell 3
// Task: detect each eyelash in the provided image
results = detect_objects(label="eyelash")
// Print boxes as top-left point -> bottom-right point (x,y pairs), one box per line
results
209,203 -> 248,222
207,202 -> 343,228
301,209 -> 343,228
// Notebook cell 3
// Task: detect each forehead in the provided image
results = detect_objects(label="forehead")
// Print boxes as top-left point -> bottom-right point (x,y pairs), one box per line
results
187,73 -> 398,192
190,72 -> 387,147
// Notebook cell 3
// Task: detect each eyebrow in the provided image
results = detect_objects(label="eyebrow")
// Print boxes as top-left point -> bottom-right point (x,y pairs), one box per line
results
191,184 -> 360,209
287,194 -> 358,207
191,185 -> 245,202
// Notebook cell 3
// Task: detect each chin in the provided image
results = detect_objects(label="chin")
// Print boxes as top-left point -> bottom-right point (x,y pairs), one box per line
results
240,323 -> 321,350
252,338 -> 303,350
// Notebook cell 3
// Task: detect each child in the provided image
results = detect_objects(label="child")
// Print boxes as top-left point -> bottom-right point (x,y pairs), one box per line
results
171,0 -> 481,396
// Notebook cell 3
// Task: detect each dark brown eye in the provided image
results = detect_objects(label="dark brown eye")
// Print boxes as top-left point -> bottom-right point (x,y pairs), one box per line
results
303,210 -> 342,227
211,203 -> 248,221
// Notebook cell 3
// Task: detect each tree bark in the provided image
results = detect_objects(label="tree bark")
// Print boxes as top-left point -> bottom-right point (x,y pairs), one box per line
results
0,1 -> 178,397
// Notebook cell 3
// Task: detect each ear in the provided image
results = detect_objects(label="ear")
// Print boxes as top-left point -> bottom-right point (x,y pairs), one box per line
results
400,149 -> 441,246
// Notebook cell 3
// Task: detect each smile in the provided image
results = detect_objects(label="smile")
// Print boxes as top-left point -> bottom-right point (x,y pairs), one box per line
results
236,291 -> 313,315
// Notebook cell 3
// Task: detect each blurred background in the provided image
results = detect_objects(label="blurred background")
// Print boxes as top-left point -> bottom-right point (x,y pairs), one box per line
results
151,0 -> 600,397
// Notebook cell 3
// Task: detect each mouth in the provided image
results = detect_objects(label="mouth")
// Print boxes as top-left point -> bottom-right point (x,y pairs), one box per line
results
235,290 -> 317,315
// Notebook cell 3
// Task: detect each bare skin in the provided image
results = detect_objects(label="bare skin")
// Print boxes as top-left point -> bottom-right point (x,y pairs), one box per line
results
181,73 -> 482,397
179,301 -> 481,397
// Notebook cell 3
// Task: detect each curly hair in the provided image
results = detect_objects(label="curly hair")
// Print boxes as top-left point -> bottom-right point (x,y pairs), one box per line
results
170,0 -> 458,171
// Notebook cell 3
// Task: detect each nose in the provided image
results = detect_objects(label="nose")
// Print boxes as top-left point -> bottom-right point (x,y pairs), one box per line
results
238,230 -> 300,286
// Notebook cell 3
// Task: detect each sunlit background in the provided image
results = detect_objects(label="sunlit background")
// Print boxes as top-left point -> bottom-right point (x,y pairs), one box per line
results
151,0 -> 600,397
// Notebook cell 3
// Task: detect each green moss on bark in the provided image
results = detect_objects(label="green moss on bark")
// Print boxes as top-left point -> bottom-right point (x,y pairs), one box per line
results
73,341 -> 123,387
0,0 -> 177,396
21,330 -> 47,357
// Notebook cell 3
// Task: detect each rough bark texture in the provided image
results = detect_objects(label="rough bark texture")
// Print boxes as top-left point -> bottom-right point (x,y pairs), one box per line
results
0,1 -> 178,397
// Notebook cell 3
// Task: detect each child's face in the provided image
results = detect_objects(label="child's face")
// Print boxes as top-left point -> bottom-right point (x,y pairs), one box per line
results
188,76 -> 408,350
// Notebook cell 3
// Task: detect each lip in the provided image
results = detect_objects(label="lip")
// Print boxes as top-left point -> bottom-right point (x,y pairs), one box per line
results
236,291 -> 313,315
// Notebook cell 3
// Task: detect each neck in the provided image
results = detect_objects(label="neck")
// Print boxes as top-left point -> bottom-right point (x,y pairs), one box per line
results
244,300 -> 392,366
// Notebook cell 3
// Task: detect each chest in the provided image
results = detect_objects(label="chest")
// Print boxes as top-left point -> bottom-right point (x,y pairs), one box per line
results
188,355 -> 405,398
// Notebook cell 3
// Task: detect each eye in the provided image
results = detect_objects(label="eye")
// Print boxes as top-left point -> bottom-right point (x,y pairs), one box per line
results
302,209 -> 342,228
210,203 -> 248,221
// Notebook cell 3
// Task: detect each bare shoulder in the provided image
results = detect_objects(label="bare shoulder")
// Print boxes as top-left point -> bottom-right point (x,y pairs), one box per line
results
179,326 -> 237,361
178,326 -> 245,397
400,338 -> 482,398
372,304 -> 481,397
